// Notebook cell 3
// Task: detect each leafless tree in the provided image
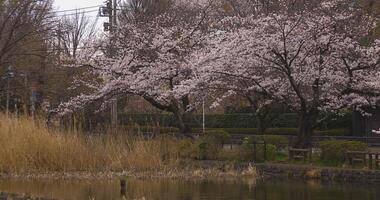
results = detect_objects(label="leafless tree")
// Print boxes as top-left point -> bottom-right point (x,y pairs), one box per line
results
54,11 -> 98,59
0,0 -> 52,67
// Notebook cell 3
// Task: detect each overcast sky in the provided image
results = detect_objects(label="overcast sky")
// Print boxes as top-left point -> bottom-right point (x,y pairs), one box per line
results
53,0 -> 107,31
53,0 -> 104,11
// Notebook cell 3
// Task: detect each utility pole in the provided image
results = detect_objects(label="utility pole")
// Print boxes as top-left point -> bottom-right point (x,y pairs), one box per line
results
113,0 -> 117,28
110,0 -> 118,131
108,0 -> 113,34
101,0 -> 118,131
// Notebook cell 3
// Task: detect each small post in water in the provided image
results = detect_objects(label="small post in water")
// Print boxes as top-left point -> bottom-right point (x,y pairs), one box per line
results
120,179 -> 127,197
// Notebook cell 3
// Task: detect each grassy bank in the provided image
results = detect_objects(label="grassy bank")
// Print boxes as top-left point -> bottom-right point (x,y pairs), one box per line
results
0,115 -> 182,173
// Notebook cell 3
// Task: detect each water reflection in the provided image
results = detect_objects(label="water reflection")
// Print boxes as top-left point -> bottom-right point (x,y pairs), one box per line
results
0,178 -> 379,200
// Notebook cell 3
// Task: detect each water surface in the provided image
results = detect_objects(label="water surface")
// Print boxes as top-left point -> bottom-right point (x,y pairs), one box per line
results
0,178 -> 379,200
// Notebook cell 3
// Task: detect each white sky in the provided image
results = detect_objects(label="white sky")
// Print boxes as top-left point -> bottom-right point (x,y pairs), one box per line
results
53,0 -> 107,31
53,0 -> 104,12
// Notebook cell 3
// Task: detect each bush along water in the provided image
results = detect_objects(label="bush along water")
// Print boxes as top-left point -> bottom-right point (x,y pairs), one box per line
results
319,140 -> 368,165
241,136 -> 277,162
196,130 -> 231,160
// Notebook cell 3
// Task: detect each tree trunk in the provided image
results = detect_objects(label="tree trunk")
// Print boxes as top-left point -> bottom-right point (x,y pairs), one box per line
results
173,110 -> 193,137
248,97 -> 266,134
256,117 -> 266,135
296,111 -> 318,148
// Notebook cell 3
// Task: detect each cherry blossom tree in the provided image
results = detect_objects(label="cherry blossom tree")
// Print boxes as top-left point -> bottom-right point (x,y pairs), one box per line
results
58,0 -> 215,135
58,0 -> 380,142
191,0 -> 380,147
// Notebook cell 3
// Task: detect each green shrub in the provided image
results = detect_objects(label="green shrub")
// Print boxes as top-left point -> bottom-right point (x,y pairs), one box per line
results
196,130 -> 231,160
197,141 -> 219,160
204,130 -> 231,145
264,144 -> 277,161
262,135 -> 289,150
319,140 -> 368,163
176,139 -> 198,159
241,136 -> 277,162
242,135 -> 262,144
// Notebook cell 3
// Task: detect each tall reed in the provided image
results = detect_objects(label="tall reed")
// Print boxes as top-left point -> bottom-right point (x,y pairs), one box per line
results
0,115 -> 179,173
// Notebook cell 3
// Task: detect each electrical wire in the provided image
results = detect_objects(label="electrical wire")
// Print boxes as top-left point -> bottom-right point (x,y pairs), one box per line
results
50,5 -> 102,14
53,9 -> 100,18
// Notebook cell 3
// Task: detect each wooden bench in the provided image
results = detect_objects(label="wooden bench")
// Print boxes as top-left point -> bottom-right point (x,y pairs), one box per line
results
289,148 -> 312,163
346,151 -> 367,166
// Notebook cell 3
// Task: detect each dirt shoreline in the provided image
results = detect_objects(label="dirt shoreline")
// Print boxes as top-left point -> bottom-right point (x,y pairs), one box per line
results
0,161 -> 259,181
3,161 -> 379,182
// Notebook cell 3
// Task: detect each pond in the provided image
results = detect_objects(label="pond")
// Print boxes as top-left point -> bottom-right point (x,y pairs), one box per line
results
0,178 -> 379,200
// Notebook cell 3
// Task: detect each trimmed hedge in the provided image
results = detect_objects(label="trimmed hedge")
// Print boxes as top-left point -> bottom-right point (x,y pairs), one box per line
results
119,112 -> 352,130
320,140 -> 368,163
315,128 -> 350,136
199,128 -> 350,136
197,130 -> 231,160
125,126 -> 351,137
204,130 -> 231,144
119,113 -> 299,128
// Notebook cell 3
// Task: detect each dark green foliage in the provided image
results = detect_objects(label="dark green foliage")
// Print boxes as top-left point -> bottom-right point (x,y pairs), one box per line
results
271,113 -> 299,128
197,141 -> 217,160
319,140 -> 368,163
196,130 -> 231,160
265,128 -> 299,135
240,135 -> 288,150
221,128 -> 350,136
126,126 -> 351,137
262,135 -> 289,150
202,128 -> 299,135
316,112 -> 353,130
119,113 -> 297,128
204,130 -> 231,145
119,113 -> 352,132
176,139 -> 198,159
315,128 -> 350,136
241,137 -> 277,162
265,144 -> 277,161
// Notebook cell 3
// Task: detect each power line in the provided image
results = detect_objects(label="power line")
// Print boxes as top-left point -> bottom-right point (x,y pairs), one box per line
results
50,5 -> 101,14
53,9 -> 100,18
22,45 -> 108,53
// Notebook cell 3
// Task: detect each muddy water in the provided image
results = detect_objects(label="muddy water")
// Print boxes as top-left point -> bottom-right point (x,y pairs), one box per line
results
0,178 -> 379,200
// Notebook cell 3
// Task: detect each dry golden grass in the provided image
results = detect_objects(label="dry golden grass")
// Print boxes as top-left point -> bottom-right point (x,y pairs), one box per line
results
0,115 -> 180,174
